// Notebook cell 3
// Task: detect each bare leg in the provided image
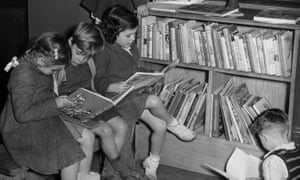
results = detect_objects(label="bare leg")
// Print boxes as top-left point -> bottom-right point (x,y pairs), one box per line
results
61,162 -> 79,180
106,116 -> 128,152
144,95 -> 174,126
140,110 -> 166,180
91,122 -> 119,159
140,109 -> 167,156
77,128 -> 95,175
145,95 -> 196,141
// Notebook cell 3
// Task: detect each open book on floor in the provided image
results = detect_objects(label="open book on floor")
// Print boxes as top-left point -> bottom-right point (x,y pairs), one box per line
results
203,147 -> 262,180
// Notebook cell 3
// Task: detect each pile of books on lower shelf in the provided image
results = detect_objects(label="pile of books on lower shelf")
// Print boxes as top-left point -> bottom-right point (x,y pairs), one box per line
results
210,78 -> 272,145
157,77 -> 208,132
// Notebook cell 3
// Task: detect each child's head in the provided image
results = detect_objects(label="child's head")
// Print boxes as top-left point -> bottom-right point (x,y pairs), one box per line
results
27,32 -> 70,75
100,5 -> 139,48
68,22 -> 104,66
251,108 -> 289,151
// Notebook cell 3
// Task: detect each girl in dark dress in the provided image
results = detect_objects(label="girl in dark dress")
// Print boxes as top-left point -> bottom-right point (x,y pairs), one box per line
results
94,5 -> 197,180
0,32 -> 85,180
57,22 -> 144,180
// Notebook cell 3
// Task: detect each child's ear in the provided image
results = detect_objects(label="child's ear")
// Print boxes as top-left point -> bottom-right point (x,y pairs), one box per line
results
36,57 -> 46,66
259,134 -> 268,143
68,37 -> 73,46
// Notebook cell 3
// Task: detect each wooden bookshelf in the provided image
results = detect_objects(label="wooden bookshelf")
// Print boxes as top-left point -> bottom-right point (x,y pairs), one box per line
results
135,5 -> 300,175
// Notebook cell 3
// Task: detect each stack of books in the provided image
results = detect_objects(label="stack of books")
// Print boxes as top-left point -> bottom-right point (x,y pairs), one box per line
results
140,16 -> 293,77
158,77 -> 207,131
253,8 -> 300,24
211,78 -> 272,144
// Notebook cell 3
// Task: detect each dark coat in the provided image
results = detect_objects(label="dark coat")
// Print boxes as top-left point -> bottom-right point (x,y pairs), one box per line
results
81,0 -> 148,18
0,57 -> 85,175
94,43 -> 149,173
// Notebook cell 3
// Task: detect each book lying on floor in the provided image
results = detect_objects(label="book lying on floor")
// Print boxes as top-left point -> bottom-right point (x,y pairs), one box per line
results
177,3 -> 239,17
203,147 -> 262,180
253,9 -> 300,24
60,87 -> 134,128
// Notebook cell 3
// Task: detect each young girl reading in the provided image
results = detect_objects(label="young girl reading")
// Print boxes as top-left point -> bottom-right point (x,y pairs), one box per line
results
0,32 -> 85,180
57,22 -> 144,180
94,5 -> 196,180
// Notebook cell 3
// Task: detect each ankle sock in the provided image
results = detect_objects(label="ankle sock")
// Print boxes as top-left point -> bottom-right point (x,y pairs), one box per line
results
148,152 -> 160,162
168,117 -> 179,127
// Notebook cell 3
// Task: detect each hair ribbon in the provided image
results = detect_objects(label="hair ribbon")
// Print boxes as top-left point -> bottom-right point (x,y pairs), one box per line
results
4,56 -> 19,72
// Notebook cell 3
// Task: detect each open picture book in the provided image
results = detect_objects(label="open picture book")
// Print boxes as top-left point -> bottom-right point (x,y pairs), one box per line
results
60,63 -> 177,128
203,147 -> 262,180
60,87 -> 134,128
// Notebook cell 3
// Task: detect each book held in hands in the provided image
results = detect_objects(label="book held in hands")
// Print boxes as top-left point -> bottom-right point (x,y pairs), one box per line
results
253,9 -> 300,24
60,70 -> 170,128
60,87 -> 134,128
203,147 -> 262,180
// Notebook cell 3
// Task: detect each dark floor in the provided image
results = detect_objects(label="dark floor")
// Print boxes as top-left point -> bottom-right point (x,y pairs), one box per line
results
157,164 -> 224,180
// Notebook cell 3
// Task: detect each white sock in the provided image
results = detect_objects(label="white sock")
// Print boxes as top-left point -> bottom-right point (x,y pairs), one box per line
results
149,152 -> 160,162
168,117 -> 179,127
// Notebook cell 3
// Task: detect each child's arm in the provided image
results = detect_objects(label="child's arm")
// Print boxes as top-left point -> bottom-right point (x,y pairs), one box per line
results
10,69 -> 61,122
133,0 -> 149,16
94,51 -> 116,95
262,155 -> 288,180
107,81 -> 131,93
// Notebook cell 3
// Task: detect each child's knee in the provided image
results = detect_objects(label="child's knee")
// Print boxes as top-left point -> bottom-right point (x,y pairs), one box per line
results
146,94 -> 162,107
80,129 -> 95,146
94,122 -> 114,138
116,117 -> 128,133
154,120 -> 167,133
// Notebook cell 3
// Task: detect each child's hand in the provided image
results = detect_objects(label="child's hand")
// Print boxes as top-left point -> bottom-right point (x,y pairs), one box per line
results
137,5 -> 148,17
109,82 -> 131,93
55,96 -> 73,108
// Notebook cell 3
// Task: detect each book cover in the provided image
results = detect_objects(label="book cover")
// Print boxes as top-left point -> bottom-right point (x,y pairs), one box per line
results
60,88 -> 132,128
203,147 -> 262,180
177,3 -> 239,17
146,0 -> 194,13
254,9 -> 300,24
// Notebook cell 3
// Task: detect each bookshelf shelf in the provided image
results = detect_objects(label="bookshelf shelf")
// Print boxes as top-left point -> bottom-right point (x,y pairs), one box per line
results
141,58 -> 293,82
136,6 -> 300,176
149,10 -> 300,30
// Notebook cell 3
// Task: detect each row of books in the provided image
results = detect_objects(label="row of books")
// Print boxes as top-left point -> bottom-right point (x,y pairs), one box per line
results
140,16 -> 293,77
210,78 -> 272,145
157,77 -> 207,131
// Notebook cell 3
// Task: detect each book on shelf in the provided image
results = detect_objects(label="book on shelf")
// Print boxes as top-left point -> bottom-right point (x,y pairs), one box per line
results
253,8 -> 300,25
203,147 -> 262,180
177,3 -> 240,17
140,15 -> 293,77
60,87 -> 134,128
146,0 -> 195,13
212,78 -> 269,144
